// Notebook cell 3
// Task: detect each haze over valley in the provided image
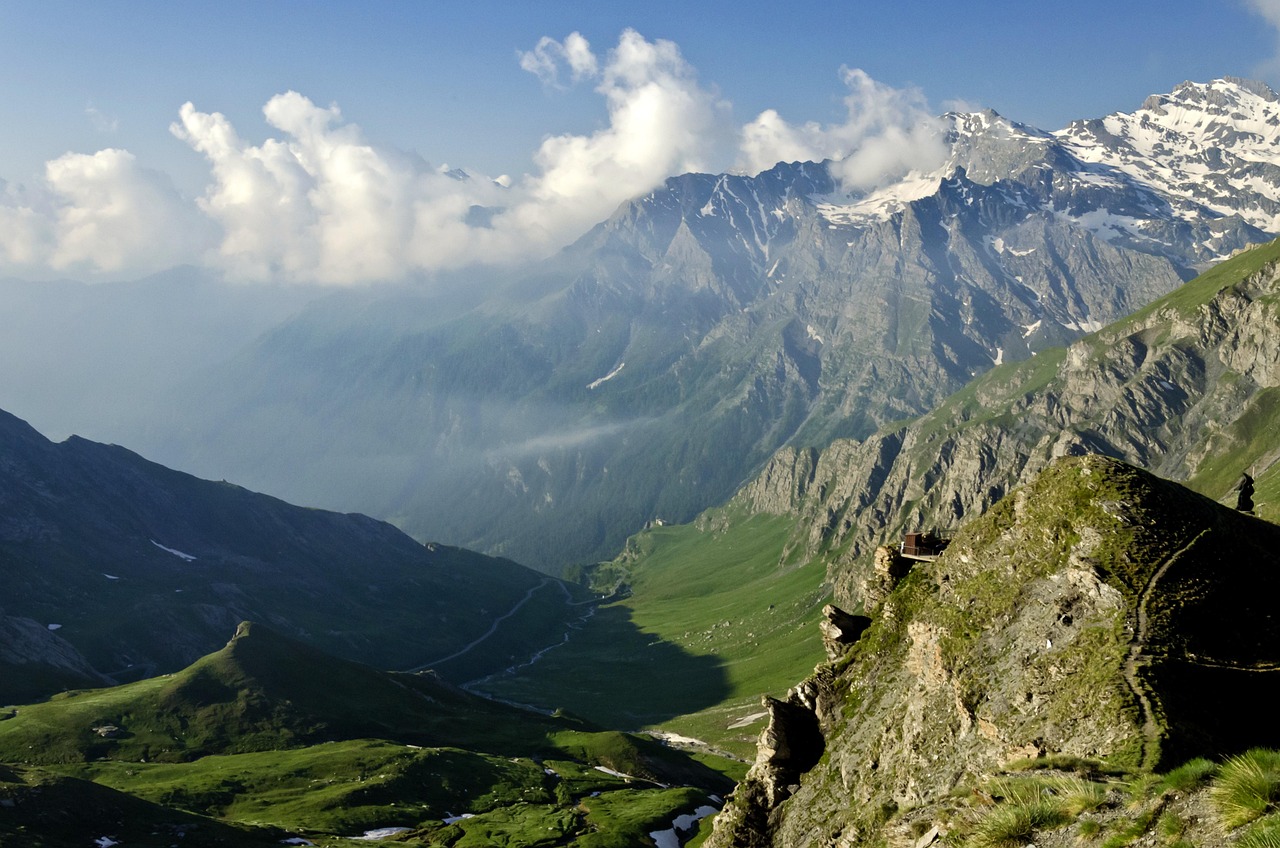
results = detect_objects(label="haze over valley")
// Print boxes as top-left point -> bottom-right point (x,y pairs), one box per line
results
6,4 -> 1280,846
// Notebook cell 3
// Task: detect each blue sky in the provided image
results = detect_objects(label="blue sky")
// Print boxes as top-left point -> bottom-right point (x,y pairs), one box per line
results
1,0 -> 1278,283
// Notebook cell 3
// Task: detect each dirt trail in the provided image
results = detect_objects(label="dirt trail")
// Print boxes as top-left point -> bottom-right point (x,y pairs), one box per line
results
1122,529 -> 1208,769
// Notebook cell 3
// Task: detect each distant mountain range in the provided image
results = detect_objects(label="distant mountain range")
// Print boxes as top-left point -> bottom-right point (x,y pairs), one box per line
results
3,78 -> 1280,571
0,407 -> 583,704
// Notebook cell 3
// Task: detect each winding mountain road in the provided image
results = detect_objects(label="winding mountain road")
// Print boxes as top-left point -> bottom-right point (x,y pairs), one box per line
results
403,578 -> 554,673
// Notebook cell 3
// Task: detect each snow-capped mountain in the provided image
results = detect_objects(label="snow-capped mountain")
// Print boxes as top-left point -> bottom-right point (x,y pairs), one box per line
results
1059,77 -> 1280,233
8,79 -> 1280,571
816,77 -> 1279,267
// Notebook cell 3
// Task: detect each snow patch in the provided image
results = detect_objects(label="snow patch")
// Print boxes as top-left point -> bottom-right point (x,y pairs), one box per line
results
993,347 -> 1004,366
103,574 -> 119,580
806,324 -> 825,345
647,730 -> 706,747
280,839 -> 315,846
815,172 -> 942,224
151,540 -> 197,561
47,624 -> 62,631
594,766 -> 632,780
1064,319 -> 1104,333
587,362 -> 625,390
442,814 -> 475,825
353,827 -> 411,840
1022,320 -> 1042,339
727,711 -> 768,730
95,839 -> 120,848
649,805 -> 720,848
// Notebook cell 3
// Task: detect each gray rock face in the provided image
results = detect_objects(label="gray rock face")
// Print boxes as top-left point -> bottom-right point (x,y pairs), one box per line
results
0,610 -> 108,694
723,237 -> 1280,616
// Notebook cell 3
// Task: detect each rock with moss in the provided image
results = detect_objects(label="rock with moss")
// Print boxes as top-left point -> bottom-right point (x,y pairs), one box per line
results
707,456 -> 1280,847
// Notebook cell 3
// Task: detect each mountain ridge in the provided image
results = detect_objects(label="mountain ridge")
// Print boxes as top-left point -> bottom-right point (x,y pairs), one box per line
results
722,235 -> 1280,609
0,407 -> 585,703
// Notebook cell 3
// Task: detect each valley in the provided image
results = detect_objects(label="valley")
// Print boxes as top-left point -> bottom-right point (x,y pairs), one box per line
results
4,73 -> 1280,848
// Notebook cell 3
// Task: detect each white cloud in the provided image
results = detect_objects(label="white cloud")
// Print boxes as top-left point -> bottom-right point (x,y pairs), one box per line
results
168,29 -> 725,283
0,150 -> 211,278
85,104 -> 119,134
496,28 -> 724,255
171,92 -> 455,283
1246,0 -> 1280,78
736,66 -> 946,191
518,31 -> 598,87
0,31 -> 952,285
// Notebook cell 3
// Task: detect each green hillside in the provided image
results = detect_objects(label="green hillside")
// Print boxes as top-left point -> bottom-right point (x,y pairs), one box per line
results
707,455 -> 1280,847
0,622 -> 733,846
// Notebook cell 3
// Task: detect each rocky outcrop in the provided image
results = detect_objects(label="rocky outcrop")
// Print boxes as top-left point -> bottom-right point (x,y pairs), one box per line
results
708,457 -> 1280,847
818,605 -> 871,660
753,696 -> 825,806
860,546 -> 912,611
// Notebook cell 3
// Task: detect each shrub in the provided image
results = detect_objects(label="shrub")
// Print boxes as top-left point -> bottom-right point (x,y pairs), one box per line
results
1210,749 -> 1280,828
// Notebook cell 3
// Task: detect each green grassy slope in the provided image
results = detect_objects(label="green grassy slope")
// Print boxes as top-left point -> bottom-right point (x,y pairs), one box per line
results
476,512 -> 829,759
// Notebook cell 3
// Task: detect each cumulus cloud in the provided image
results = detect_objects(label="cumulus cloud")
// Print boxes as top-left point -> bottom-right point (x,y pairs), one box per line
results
170,92 -> 472,282
0,29 -> 952,285
496,28 -> 724,253
0,149 -> 212,278
736,66 -> 946,191
167,28 -> 723,283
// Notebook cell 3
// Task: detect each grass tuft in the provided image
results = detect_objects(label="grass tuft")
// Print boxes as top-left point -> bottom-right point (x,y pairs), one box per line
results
1210,749 -> 1280,828
1045,775 -> 1107,815
968,801 -> 1069,848
1078,818 -> 1102,839
1240,815 -> 1280,848
1160,758 -> 1217,793
1156,811 -> 1185,842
